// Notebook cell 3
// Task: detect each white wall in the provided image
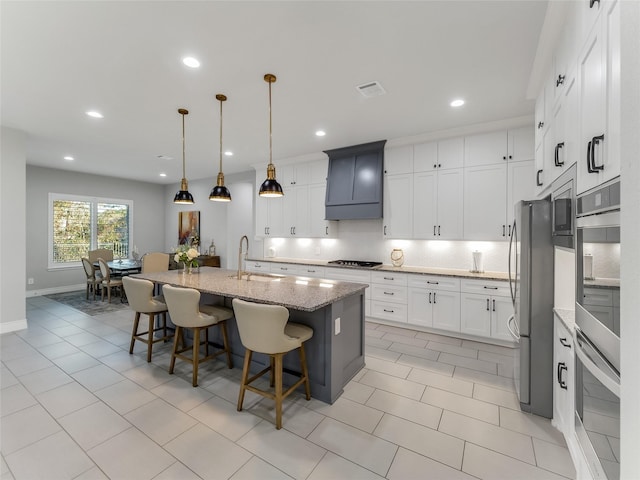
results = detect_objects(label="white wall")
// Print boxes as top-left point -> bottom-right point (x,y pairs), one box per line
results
0,127 -> 27,332
25,166 -> 166,294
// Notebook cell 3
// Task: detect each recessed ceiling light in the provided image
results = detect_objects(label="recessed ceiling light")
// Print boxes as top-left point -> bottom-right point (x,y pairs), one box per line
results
86,110 -> 103,118
159,173 -> 167,177
315,130 -> 326,137
450,99 -> 465,107
224,151 -> 233,156
182,57 -> 200,68
63,156 -> 74,161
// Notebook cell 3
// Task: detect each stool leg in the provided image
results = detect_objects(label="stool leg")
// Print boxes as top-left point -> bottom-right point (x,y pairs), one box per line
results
270,356 -> 275,387
299,343 -> 311,401
220,322 -> 232,369
146,313 -> 155,362
274,353 -> 284,429
192,327 -> 200,387
129,312 -> 141,354
162,312 -> 168,341
205,328 -> 209,356
237,349 -> 252,412
169,326 -> 180,374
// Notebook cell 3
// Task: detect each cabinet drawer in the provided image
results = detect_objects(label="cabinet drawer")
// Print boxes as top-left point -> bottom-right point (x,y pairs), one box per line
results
461,279 -> 510,297
247,261 -> 270,272
325,268 -> 371,284
583,287 -> 613,306
370,284 -> 407,304
371,271 -> 408,286
270,263 -> 300,275
408,274 -> 460,292
370,301 -> 408,323
298,266 -> 326,278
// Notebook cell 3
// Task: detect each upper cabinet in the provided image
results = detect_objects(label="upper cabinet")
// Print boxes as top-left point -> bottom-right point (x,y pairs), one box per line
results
413,137 -> 464,172
464,128 -> 534,167
384,145 -> 413,175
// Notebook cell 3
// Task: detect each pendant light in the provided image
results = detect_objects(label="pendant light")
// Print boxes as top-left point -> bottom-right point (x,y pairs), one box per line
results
258,73 -> 284,197
173,108 -> 194,204
209,94 -> 232,202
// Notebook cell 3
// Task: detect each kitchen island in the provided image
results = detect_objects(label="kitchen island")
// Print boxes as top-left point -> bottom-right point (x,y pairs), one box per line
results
133,267 -> 367,404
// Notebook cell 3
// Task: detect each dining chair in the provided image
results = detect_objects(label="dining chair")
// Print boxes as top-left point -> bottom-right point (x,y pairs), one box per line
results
141,252 -> 170,273
98,258 -> 123,303
89,248 -> 114,275
163,285 -> 233,387
122,276 -> 170,362
81,257 -> 102,300
232,298 -> 313,429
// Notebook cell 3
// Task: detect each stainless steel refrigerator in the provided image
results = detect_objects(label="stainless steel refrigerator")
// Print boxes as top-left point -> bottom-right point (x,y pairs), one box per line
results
507,198 -> 554,418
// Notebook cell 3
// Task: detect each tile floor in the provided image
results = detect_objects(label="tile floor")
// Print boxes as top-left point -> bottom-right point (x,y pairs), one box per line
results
0,296 -> 576,479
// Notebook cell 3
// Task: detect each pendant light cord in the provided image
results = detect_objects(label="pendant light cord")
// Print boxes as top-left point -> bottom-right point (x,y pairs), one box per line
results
219,98 -> 223,173
268,78 -> 273,167
181,112 -> 186,179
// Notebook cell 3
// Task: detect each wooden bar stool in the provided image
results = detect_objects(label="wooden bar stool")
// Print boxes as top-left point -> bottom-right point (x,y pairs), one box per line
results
163,285 -> 233,387
122,276 -> 170,362
232,298 -> 313,429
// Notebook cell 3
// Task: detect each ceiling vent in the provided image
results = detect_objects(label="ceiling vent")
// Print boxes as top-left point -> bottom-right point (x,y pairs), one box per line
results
356,81 -> 386,98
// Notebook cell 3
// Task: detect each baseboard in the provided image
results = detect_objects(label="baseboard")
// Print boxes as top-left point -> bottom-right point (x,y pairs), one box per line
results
25,284 -> 86,298
0,319 -> 28,334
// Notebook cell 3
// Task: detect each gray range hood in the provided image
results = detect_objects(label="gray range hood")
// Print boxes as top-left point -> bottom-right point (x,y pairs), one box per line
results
324,140 -> 386,220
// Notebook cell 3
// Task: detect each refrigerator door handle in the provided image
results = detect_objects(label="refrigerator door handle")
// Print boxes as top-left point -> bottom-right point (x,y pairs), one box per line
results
506,314 -> 520,340
508,219 -> 517,305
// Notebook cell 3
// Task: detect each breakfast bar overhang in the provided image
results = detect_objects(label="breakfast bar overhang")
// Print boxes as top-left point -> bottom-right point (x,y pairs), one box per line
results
133,267 -> 367,404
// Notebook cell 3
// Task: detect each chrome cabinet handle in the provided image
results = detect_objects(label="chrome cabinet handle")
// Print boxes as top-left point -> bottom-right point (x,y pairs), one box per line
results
502,225 -> 506,237
384,225 -> 387,235
433,225 -> 436,236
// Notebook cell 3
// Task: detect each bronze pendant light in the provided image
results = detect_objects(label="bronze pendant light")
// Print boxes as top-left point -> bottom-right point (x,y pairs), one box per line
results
173,108 -> 195,204
258,73 -> 284,197
209,94 -> 232,202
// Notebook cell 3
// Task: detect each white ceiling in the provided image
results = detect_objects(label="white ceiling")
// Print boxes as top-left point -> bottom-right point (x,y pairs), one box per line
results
1,1 -> 548,185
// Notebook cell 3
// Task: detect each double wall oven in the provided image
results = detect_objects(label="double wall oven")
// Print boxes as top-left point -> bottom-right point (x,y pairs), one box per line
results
575,179 -> 621,480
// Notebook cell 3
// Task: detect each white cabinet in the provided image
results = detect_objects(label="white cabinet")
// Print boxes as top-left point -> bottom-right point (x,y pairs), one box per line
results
464,164 -> 508,240
407,275 -> 460,332
255,172 -> 285,237
283,185 -> 310,237
384,145 -> 413,175
383,173 -> 413,238
413,169 -> 463,240
414,138 -> 464,172
508,160 -> 535,227
309,183 -> 336,237
246,261 -> 271,273
298,265 -> 325,278
460,293 -> 493,337
460,279 -> 514,342
508,127 -> 535,163
270,262 -> 300,275
553,315 -> 574,437
325,267 -> 372,317
280,163 -> 309,187
464,131 -> 507,167
370,272 -> 408,323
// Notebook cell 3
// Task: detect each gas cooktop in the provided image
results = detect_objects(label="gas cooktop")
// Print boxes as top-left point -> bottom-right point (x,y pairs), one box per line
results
327,260 -> 382,268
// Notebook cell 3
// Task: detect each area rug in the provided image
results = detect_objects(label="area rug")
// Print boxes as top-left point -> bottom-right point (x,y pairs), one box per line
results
44,290 -> 130,316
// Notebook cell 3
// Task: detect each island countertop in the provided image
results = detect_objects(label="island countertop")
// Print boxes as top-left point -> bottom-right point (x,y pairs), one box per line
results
132,267 -> 367,312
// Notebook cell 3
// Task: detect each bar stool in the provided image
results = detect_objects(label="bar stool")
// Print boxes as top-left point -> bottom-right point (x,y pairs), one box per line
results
122,276 -> 171,362
163,285 -> 233,387
231,298 -> 313,429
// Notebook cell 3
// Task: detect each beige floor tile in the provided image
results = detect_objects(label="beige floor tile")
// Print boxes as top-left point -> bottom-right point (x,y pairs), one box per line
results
308,451 -> 385,480
189,395 -> 263,442
407,367 -> 473,396
414,331 -> 463,345
18,365 -> 73,395
499,406 -> 566,446
438,352 -> 498,374
308,396 -> 384,433
374,324 -> 417,337
36,381 -> 99,418
154,461 -> 202,480
151,377 -> 214,412
307,417 -> 396,477
3,352 -> 52,377
230,456 -> 293,480
426,341 -> 479,359
0,404 -> 61,455
37,341 -> 80,360
533,437 -> 576,478
453,366 -> 516,391
364,344 -> 399,360
388,342 -> 440,361
65,331 -> 102,347
248,396 -> 324,438
478,349 -> 515,365
94,378 -> 157,414
365,336 -> 394,350
342,381 -> 375,404
122,363 -> 174,390
58,401 -> 132,450
381,334 -> 428,348
5,431 -> 94,480
72,364 -> 126,392
363,356 -> 411,379
473,383 -> 521,410
21,331 -> 64,348
0,384 -> 38,417
439,410 -> 536,465
47,324 -> 85,337
365,328 -> 385,338
422,386 -> 499,424
77,340 -> 123,358
204,375 -> 263,407
462,443 -> 568,480
99,349 -> 148,372
397,353 -> 456,376
238,420 -> 326,479
73,466 -> 109,480
461,339 -> 516,356
125,397 -> 198,445
0,365 -> 19,389
51,351 -> 101,374
374,413 -> 464,469
387,447 -> 476,480
358,370 -> 425,400
88,427 -> 175,480
365,389 -> 442,429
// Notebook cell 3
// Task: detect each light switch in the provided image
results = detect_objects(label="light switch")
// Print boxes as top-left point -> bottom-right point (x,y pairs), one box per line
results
335,317 -> 341,335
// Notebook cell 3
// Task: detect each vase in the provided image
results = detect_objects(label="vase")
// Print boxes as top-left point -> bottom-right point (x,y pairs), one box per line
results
181,262 -> 188,274
390,248 -> 404,267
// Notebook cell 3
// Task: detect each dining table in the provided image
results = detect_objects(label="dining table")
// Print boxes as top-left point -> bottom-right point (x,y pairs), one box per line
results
94,259 -> 142,274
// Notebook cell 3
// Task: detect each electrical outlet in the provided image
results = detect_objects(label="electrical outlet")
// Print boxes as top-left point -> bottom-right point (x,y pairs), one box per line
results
335,317 -> 341,335
28,278 -> 34,285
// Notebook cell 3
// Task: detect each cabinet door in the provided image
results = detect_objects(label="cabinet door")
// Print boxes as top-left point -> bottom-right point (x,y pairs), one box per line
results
309,183 -> 331,237
603,0 -> 620,184
553,317 -> 574,436
432,290 -> 461,333
507,127 -> 534,163
491,296 -> 515,342
292,186 -> 310,236
463,164 -> 508,240
407,288 -> 433,327
255,190 -> 270,237
267,197 -> 285,237
534,89 -> 546,149
464,131 -> 507,167
507,160 -> 534,228
460,293 -> 491,337
437,137 -> 464,170
280,163 -> 309,187
562,71 -> 579,170
437,169 -> 463,240
413,141 -> 438,173
412,171 -> 437,239
385,145 -> 413,175
309,159 -> 328,184
383,174 -> 413,238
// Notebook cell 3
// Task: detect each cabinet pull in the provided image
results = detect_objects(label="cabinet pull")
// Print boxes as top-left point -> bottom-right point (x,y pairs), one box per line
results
537,121 -> 544,129
557,362 -> 568,389
307,269 -> 316,273
427,280 -> 439,285
503,156 -> 507,160
560,337 -> 572,348
325,226 -> 328,236
508,224 -> 512,237
281,267 -> 288,271
383,309 -> 394,313
589,0 -> 600,8
433,225 -> 436,236
433,292 -> 436,304
486,299 -> 490,311
483,286 -> 498,290
384,225 -> 387,235
588,134 -> 605,173
383,277 -> 394,280
492,299 -> 496,311
502,224 -> 506,237
536,169 -> 543,186
554,142 -> 565,167
556,74 -> 565,87
438,163 -> 441,168
383,291 -> 394,296
433,164 -> 437,169
438,225 -> 441,236
429,292 -> 432,304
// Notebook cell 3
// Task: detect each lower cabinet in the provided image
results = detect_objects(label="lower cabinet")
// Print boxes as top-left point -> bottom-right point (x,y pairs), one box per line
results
407,275 -> 461,332
553,315 -> 574,437
460,280 -> 514,342
370,272 -> 408,323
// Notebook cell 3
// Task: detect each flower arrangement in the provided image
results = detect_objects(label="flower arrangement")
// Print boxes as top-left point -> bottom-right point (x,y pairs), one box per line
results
174,245 -> 199,268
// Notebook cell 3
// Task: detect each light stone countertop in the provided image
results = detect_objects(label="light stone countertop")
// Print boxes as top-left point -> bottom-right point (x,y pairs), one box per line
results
584,278 -> 620,289
250,257 -> 509,281
554,308 -> 576,332
133,267 -> 367,313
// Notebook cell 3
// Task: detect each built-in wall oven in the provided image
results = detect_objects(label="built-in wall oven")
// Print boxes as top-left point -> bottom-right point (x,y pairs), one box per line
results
575,178 -> 621,480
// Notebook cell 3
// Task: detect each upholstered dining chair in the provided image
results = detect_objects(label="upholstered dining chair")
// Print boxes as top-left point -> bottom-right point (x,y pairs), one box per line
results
98,258 -> 123,303
122,276 -> 170,362
81,257 -> 102,300
88,248 -> 114,274
231,298 -> 313,429
141,252 -> 170,273
163,285 -> 233,387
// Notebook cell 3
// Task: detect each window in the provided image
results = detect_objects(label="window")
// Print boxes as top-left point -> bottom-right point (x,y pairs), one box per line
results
48,193 -> 133,269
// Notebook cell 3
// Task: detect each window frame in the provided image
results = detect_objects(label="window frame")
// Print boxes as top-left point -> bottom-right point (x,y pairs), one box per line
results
48,193 -> 134,270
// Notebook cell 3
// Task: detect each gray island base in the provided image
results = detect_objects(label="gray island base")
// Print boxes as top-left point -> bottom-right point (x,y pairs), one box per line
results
133,267 -> 367,404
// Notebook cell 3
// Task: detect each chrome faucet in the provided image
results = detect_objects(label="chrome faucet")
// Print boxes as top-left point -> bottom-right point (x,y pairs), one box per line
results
237,235 -> 249,279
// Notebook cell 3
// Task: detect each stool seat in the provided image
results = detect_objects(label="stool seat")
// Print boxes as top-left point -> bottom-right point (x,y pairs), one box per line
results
284,323 -> 313,344
199,304 -> 234,322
